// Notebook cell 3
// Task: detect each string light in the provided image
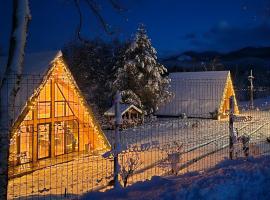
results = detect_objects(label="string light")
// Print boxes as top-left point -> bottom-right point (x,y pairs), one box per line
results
9,55 -> 110,159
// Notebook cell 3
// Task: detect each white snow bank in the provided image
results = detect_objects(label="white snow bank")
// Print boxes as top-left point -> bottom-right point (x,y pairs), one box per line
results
239,96 -> 270,110
82,156 -> 270,200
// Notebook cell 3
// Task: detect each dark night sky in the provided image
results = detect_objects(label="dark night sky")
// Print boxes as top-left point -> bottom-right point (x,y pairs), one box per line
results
1,0 -> 270,57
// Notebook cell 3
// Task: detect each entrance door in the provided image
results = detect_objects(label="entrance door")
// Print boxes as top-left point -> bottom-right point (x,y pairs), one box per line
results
37,123 -> 51,159
54,120 -> 79,155
65,120 -> 79,153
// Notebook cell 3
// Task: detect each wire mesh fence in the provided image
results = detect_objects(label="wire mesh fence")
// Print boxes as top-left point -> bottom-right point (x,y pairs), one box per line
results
4,72 -> 270,199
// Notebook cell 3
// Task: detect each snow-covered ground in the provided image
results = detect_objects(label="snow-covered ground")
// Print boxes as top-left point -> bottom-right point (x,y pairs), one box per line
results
82,155 -> 270,200
239,95 -> 270,111
7,110 -> 270,199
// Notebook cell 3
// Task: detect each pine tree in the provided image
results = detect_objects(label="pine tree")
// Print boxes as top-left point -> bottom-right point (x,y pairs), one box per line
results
114,24 -> 171,114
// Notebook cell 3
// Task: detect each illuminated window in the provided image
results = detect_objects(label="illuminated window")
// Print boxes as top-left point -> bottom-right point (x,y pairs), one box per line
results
55,102 -> 65,117
9,137 -> 17,165
65,120 -> 79,153
38,123 -> 50,159
24,110 -> 33,120
55,83 -> 65,101
54,120 -> 78,155
37,102 -> 51,119
54,122 -> 65,156
39,82 -> 51,101
55,83 -> 74,117
37,81 -> 51,119
55,101 -> 73,117
19,125 -> 33,163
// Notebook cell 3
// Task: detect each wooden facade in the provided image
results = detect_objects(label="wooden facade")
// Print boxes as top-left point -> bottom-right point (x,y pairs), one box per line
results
218,73 -> 239,119
8,52 -> 110,169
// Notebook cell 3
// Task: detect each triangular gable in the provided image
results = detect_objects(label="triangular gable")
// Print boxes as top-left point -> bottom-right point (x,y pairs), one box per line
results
121,105 -> 143,116
104,104 -> 143,116
11,52 -> 110,150
218,72 -> 239,116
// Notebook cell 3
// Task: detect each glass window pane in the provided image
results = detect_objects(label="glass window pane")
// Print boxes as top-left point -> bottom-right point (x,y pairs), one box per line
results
54,120 -> 78,155
65,103 -> 73,116
65,120 -> 79,153
38,102 -> 51,119
55,83 -> 65,101
39,82 -> 51,101
54,122 -> 65,156
55,102 -> 65,117
24,110 -> 33,120
38,123 -> 50,159
9,136 -> 18,165
55,102 -> 74,117
19,125 -> 33,163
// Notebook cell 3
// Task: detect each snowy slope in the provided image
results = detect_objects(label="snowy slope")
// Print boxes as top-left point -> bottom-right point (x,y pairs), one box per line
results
239,96 -> 270,110
82,156 -> 270,200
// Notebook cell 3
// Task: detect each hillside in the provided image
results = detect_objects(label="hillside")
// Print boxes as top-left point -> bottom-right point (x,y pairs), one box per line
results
161,47 -> 270,69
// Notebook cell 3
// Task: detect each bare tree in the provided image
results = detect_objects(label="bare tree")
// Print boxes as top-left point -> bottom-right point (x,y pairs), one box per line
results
0,0 -> 125,198
74,0 -> 125,42
159,142 -> 183,175
120,152 -> 142,187
0,0 -> 31,199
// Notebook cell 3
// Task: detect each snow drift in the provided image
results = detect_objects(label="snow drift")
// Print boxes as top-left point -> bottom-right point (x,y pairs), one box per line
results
82,156 -> 270,200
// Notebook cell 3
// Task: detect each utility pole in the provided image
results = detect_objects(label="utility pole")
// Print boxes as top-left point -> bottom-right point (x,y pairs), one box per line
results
248,69 -> 254,110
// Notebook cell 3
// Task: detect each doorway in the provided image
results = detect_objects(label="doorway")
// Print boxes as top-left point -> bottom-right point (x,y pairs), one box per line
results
37,123 -> 51,159
54,120 -> 79,155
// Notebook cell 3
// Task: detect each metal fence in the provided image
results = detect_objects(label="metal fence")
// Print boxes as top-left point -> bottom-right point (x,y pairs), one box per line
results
5,74 -> 270,199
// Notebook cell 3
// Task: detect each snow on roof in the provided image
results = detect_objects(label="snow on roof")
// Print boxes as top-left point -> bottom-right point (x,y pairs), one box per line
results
0,51 -> 60,79
104,103 -> 142,116
156,71 -> 230,118
169,71 -> 229,80
0,51 -> 61,123
22,51 -> 61,75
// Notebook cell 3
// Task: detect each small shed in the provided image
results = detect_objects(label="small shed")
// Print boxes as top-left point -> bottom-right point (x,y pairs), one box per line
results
0,51 -> 110,171
104,104 -> 144,128
155,71 -> 239,119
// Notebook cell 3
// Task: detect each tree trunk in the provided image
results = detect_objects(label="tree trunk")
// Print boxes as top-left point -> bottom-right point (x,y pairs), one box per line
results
0,0 -> 31,199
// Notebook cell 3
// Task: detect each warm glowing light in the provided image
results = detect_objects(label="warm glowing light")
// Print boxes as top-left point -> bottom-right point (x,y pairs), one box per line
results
9,56 -> 110,168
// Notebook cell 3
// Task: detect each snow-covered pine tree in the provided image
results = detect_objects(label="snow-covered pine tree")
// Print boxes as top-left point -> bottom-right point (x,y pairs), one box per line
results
114,24 -> 171,114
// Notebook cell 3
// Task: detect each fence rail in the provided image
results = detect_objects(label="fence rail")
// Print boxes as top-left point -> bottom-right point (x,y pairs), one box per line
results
4,75 -> 270,199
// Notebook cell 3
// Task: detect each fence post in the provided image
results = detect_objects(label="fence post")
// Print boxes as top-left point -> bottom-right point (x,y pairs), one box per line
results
114,91 -> 122,188
229,96 -> 234,160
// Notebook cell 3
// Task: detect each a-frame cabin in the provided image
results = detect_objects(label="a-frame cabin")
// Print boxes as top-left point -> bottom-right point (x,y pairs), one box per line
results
4,51 -> 110,170
156,71 -> 239,120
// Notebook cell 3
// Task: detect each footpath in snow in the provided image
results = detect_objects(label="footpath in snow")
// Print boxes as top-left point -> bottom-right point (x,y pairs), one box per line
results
82,155 -> 270,200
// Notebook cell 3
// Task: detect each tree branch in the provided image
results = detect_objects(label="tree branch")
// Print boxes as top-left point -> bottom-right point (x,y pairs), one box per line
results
85,0 -> 113,35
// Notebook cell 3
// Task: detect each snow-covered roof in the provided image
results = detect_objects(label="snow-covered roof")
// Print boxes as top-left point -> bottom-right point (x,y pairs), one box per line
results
0,51 -> 62,123
0,51 -> 60,80
156,71 -> 230,118
169,71 -> 229,80
104,103 -> 143,116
